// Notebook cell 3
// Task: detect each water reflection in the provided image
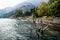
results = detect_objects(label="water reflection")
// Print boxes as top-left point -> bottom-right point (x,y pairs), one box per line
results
0,19 -> 35,40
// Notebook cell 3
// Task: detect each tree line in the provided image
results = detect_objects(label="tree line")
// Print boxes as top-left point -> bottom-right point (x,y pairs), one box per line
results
14,0 -> 60,18
31,0 -> 60,18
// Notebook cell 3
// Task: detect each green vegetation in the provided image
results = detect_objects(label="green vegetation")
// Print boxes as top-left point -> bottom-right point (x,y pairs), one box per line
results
31,8 -> 38,18
48,0 -> 60,17
14,10 -> 23,17
37,2 -> 48,17
12,0 -> 60,40
13,10 -> 32,17
36,0 -> 60,17
14,0 -> 60,18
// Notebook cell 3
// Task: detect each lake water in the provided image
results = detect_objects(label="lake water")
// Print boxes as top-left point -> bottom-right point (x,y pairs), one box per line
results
0,18 -> 36,40
0,18 -> 60,40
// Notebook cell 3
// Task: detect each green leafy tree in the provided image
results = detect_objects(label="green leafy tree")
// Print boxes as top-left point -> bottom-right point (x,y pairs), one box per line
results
37,2 -> 48,17
14,10 -> 23,17
24,11 -> 32,16
48,0 -> 55,4
48,0 -> 58,4
48,0 -> 60,17
31,8 -> 38,18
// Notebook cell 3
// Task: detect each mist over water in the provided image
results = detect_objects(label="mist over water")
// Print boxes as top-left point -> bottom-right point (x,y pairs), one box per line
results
0,19 -> 35,40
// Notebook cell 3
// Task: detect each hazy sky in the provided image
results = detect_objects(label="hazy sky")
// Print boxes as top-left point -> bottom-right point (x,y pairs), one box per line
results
0,0 -> 48,9
0,0 -> 27,9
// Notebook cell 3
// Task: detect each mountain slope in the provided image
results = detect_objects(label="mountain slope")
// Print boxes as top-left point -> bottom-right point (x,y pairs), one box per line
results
0,7 -> 13,15
0,2 -> 35,18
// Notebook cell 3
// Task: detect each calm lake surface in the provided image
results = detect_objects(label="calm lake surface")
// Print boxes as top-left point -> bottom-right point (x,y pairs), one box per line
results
0,18 -> 36,40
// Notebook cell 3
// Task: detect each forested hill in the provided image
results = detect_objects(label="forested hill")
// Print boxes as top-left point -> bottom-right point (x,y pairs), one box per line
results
0,2 -> 35,18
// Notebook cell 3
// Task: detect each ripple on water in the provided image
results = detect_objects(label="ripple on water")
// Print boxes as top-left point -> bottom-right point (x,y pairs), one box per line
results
0,19 -> 35,40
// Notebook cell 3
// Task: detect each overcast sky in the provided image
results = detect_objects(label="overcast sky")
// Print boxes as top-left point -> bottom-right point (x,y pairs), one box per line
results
0,0 -> 48,9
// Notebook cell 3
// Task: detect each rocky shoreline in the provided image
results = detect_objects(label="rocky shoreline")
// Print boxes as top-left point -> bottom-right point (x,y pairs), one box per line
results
15,17 -> 60,31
